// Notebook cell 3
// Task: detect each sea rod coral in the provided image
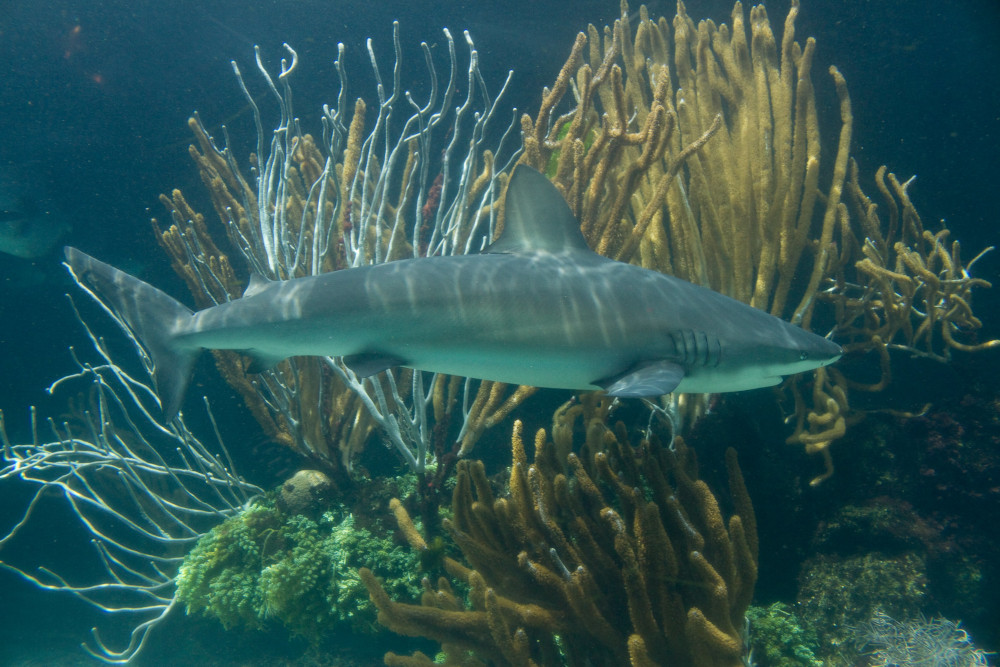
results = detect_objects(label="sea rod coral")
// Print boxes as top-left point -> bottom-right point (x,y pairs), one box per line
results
362,397 -> 758,666
519,0 -> 996,482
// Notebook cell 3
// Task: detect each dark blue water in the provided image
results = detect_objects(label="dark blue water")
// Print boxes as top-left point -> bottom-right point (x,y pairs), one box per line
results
2,1 -> 998,664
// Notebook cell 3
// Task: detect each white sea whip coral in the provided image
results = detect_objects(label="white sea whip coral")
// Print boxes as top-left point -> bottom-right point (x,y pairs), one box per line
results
858,611 -> 992,667
0,294 -> 262,663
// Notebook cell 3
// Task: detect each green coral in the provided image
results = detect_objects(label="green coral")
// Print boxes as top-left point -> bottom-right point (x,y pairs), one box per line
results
175,503 -> 271,629
746,603 -> 823,667
175,497 -> 423,640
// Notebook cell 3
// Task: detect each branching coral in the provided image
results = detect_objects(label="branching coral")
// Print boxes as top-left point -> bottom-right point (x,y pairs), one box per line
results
361,398 -> 758,666
519,0 -> 848,320
834,161 -> 998,362
0,293 -> 261,663
154,32 -> 534,477
156,117 -> 382,472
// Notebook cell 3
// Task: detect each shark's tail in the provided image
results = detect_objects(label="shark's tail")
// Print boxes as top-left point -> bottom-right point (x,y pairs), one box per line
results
64,246 -> 197,420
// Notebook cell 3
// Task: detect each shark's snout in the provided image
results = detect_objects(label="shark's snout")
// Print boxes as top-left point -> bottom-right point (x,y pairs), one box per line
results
801,335 -> 843,367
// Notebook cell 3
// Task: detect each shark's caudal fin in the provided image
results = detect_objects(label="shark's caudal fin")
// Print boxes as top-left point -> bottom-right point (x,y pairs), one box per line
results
64,247 -> 196,420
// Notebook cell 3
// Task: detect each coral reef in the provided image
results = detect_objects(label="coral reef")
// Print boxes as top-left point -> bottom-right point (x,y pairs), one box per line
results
360,397 -> 758,666
793,499 -> 931,655
780,386 -> 1000,654
175,493 -> 422,640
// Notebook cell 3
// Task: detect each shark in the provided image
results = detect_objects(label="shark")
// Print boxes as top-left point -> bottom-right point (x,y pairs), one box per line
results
64,165 -> 841,420
1,166 -> 71,259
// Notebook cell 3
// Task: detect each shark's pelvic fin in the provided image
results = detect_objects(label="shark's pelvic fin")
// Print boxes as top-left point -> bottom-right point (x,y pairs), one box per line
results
64,247 -> 196,421
242,350 -> 285,374
485,165 -> 594,255
596,360 -> 686,398
342,351 -> 409,377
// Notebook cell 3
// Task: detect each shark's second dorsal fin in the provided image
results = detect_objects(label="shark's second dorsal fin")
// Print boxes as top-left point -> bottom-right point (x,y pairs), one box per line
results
485,165 -> 593,255
243,273 -> 272,298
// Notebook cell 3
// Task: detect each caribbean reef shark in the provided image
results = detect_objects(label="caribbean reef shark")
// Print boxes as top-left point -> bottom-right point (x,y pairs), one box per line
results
64,165 -> 841,420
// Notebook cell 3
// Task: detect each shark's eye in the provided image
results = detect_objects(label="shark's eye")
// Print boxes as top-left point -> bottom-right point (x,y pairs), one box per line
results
799,351 -> 808,360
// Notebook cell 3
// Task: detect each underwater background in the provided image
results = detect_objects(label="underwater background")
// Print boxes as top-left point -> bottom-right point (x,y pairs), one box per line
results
1,0 -> 999,665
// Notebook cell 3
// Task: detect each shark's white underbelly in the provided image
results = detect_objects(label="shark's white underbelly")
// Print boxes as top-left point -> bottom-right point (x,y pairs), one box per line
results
390,343 -> 617,390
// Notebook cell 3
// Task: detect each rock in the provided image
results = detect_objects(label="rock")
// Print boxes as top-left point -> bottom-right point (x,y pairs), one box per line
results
278,469 -> 335,516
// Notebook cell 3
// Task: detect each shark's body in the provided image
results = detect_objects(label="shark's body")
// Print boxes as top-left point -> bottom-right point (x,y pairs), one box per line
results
65,166 -> 841,419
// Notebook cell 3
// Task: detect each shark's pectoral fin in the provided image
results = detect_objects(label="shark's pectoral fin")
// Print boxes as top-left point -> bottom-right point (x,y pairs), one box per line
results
596,360 -> 685,397
243,351 -> 286,373
342,351 -> 408,377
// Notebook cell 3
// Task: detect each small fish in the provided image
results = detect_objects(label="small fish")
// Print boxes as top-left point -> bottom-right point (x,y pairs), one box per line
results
65,165 -> 841,419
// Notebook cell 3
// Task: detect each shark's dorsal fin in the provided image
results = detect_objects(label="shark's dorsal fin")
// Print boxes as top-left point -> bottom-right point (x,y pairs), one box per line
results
243,273 -> 272,298
485,165 -> 593,255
